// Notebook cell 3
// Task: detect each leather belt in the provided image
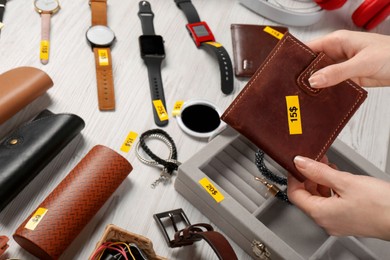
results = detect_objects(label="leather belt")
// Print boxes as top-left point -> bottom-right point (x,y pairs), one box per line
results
154,208 -> 238,260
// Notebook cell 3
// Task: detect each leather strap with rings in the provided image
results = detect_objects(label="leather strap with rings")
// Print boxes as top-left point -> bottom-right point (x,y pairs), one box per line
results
154,208 -> 238,260
174,224 -> 238,260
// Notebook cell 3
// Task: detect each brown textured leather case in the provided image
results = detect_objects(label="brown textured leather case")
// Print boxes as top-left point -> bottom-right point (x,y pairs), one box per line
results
231,24 -> 288,77
13,145 -> 133,260
221,32 -> 367,181
0,67 -> 53,124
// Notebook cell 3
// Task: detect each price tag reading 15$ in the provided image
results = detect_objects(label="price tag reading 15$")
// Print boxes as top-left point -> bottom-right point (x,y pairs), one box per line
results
285,95 -> 302,135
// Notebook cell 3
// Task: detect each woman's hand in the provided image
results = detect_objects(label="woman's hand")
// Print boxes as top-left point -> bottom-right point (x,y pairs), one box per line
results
307,30 -> 390,88
287,155 -> 390,240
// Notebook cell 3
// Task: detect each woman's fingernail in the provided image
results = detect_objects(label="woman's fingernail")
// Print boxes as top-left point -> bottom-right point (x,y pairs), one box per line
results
308,73 -> 327,88
294,156 -> 309,169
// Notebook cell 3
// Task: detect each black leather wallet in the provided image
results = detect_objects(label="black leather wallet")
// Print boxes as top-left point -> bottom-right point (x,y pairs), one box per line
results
0,110 -> 85,212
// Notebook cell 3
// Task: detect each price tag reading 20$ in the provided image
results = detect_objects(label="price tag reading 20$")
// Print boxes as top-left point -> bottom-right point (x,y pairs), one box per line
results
285,95 -> 302,135
199,177 -> 224,203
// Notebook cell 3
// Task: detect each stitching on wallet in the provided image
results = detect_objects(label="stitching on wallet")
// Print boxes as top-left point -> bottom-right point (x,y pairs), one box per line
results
223,35 -> 315,117
315,81 -> 364,160
223,35 -> 365,162
298,53 -> 324,94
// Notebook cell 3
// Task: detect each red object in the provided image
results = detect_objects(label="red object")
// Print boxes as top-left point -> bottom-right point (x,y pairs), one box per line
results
352,0 -> 390,30
186,21 -> 215,47
314,0 -> 390,29
0,236 -> 9,256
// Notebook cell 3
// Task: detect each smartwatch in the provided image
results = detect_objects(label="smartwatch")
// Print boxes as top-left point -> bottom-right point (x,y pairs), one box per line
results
138,1 -> 168,127
174,0 -> 234,95
86,0 -> 116,111
34,0 -> 60,65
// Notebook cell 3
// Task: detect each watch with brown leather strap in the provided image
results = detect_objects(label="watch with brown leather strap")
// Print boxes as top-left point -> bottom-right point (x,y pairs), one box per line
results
86,0 -> 116,111
154,208 -> 238,260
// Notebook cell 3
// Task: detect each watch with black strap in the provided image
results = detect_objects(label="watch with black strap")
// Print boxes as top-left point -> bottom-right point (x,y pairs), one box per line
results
154,208 -> 238,260
0,0 -> 7,34
174,0 -> 234,95
86,0 -> 116,111
138,1 -> 168,127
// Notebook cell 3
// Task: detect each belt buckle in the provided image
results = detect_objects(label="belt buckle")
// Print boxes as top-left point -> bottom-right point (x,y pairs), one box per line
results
0,235 -> 9,256
153,208 -> 193,248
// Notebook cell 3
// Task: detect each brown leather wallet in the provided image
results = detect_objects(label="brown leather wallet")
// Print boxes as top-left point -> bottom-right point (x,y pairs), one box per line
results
231,24 -> 288,77
13,145 -> 133,260
0,67 -> 53,124
222,32 -> 367,181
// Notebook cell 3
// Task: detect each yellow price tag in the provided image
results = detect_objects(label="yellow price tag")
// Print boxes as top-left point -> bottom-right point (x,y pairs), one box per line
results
120,131 -> 138,153
0,22 -> 4,30
40,40 -> 50,60
172,100 -> 184,117
98,49 -> 109,66
204,41 -> 222,48
199,177 -> 224,203
153,100 -> 169,121
285,95 -> 302,135
25,207 -> 48,230
263,26 -> 284,40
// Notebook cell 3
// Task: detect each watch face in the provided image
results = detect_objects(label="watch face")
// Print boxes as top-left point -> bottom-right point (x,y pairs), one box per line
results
186,22 -> 215,47
192,25 -> 210,37
139,35 -> 165,57
34,0 -> 60,12
86,25 -> 116,47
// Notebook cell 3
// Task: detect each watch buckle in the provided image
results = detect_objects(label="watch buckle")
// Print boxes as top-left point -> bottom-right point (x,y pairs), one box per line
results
153,208 -> 194,248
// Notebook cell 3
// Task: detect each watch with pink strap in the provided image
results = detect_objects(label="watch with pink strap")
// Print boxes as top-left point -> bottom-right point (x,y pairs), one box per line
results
34,0 -> 60,65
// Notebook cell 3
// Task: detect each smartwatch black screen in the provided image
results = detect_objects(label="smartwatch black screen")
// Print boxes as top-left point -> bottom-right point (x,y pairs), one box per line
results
139,35 -> 165,57
181,104 -> 221,133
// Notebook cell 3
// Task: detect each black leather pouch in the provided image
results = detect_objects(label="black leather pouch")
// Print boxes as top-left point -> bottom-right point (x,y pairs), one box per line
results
0,110 -> 85,212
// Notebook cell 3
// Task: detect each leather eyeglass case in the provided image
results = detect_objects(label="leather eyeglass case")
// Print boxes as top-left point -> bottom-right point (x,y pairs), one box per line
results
13,145 -> 133,260
0,67 -> 53,125
0,109 -> 85,212
221,32 -> 367,181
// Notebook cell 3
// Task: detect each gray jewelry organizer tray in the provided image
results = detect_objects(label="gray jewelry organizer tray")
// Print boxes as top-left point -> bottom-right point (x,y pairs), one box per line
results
175,126 -> 390,260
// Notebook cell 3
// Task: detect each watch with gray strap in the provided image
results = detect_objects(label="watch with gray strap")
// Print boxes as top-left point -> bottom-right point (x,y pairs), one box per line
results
138,1 -> 168,127
174,0 -> 234,95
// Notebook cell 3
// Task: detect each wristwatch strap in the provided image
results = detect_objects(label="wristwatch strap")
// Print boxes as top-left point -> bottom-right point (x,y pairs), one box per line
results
175,0 -> 234,95
0,0 -> 6,33
90,0 -> 115,110
40,13 -> 51,65
90,0 -> 107,26
174,224 -> 238,260
138,1 -> 168,127
138,1 -> 155,35
145,58 -> 167,127
174,0 -> 199,23
93,47 -> 115,110
201,42 -> 234,94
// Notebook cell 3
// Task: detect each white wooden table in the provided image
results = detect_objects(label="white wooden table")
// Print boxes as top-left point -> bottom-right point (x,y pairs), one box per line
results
0,0 -> 389,259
